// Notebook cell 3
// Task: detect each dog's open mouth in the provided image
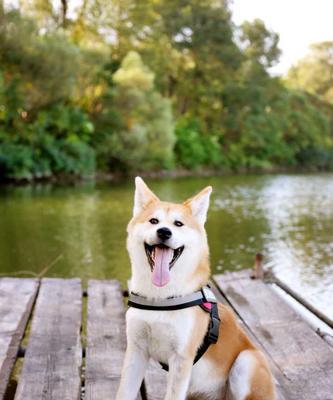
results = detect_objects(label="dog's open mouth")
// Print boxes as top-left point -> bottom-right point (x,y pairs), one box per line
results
144,243 -> 184,287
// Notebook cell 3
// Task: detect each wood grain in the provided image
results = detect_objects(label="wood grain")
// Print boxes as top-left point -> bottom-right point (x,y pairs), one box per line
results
209,279 -> 288,400
14,278 -> 82,400
0,278 -> 39,399
214,272 -> 333,400
85,280 -> 142,400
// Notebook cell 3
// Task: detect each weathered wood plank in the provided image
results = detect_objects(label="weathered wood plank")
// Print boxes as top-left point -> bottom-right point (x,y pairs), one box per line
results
85,280 -> 142,400
214,269 -> 252,283
214,272 -> 333,400
209,279 -> 288,400
14,278 -> 82,400
0,278 -> 39,399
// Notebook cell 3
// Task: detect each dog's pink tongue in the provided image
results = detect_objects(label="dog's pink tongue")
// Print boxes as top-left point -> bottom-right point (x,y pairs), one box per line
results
152,247 -> 173,287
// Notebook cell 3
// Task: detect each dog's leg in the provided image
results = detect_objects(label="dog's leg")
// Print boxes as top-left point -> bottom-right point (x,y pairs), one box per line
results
226,349 -> 276,400
164,355 -> 193,400
116,345 -> 149,400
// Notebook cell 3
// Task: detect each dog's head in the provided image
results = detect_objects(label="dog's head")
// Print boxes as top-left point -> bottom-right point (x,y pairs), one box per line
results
127,177 -> 212,290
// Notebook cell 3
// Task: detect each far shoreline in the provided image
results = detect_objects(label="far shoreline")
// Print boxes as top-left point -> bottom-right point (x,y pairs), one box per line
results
0,165 -> 332,187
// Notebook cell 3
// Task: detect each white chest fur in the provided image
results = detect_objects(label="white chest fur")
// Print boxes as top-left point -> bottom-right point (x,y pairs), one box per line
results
189,358 -> 227,398
126,307 -> 226,399
126,307 -> 197,363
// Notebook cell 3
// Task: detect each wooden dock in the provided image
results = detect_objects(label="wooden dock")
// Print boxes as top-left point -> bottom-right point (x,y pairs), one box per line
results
0,272 -> 332,400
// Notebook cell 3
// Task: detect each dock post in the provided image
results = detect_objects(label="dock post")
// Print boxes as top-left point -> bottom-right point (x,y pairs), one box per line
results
252,253 -> 264,279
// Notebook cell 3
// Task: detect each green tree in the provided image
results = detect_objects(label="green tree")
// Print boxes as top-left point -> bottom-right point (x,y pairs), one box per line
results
174,118 -> 222,169
0,8 -> 96,180
0,9 -> 84,112
286,41 -> 333,103
1,0 -> 333,179
98,52 -> 175,170
240,19 -> 281,69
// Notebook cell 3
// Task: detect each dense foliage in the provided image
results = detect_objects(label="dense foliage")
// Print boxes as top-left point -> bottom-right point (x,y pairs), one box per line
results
0,1 -> 333,180
286,42 -> 333,104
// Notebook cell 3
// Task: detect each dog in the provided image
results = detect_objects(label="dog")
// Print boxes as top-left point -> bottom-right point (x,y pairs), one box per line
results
116,177 -> 276,400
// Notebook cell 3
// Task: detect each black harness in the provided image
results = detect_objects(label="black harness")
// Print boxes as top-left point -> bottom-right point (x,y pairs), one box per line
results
128,286 -> 220,371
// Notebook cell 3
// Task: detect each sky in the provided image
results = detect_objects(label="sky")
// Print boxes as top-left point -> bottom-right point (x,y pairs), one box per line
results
4,0 -> 333,76
231,0 -> 333,75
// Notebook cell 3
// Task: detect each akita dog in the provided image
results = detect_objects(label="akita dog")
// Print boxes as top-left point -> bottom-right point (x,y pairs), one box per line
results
116,177 -> 276,400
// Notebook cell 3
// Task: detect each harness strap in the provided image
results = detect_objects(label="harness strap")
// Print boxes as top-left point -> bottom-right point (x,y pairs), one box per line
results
160,302 -> 220,371
127,286 -> 220,372
128,297 -> 204,311
128,289 -> 209,310
195,302 -> 220,363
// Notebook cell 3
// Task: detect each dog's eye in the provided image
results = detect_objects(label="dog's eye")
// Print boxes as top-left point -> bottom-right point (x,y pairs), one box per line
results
174,220 -> 184,227
149,218 -> 159,225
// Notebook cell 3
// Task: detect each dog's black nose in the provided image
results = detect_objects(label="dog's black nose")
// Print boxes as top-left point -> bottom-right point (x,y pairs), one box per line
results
157,227 -> 172,241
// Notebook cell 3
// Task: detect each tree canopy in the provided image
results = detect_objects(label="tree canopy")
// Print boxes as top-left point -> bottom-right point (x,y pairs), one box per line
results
0,0 -> 333,180
286,41 -> 333,103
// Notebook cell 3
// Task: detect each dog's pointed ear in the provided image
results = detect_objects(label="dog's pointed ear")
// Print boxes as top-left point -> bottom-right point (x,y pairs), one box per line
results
133,177 -> 159,217
184,186 -> 212,225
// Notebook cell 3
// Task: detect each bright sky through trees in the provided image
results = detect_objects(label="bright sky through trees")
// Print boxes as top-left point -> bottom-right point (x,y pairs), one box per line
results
2,0 -> 333,180
231,0 -> 333,75
5,0 -> 332,75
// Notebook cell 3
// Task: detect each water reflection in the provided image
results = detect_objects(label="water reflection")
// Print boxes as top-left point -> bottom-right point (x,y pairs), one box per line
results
260,175 -> 333,318
0,174 -> 332,318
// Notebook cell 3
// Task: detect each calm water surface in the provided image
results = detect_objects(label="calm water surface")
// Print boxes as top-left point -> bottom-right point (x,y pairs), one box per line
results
0,174 -> 332,318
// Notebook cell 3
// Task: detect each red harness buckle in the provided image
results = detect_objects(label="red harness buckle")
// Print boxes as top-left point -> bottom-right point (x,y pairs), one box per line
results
201,301 -> 212,312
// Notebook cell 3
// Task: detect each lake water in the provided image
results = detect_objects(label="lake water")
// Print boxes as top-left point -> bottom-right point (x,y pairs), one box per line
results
0,174 -> 332,319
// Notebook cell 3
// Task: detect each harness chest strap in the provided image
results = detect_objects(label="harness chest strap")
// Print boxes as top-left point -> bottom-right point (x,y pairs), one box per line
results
127,286 -> 221,371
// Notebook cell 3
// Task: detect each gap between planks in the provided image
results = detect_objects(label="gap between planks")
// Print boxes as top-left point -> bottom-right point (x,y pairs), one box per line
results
5,275 -> 331,400
85,279 -> 143,400
14,278 -> 82,400
0,278 -> 39,400
212,271 -> 333,400
4,279 -> 149,400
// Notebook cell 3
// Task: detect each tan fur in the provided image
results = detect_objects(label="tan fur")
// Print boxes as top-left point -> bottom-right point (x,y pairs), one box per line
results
190,255 -> 210,290
131,200 -> 203,232
129,200 -> 211,289
206,304 -> 256,375
118,179 -> 276,400
247,350 -> 276,400
179,290 -> 276,399
208,306 -> 275,399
